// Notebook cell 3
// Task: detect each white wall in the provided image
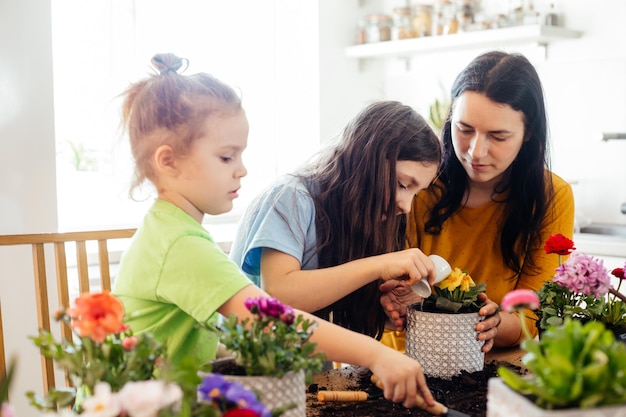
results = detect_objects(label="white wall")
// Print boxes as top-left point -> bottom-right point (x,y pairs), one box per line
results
0,0 -> 58,414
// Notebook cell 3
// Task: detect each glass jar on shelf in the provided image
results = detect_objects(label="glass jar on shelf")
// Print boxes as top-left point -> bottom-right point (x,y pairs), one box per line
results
363,14 -> 393,43
391,7 -> 413,40
411,4 -> 433,37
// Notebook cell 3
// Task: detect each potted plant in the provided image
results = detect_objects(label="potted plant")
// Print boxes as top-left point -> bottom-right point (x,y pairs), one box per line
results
1,356 -> 16,417
214,296 -> 326,417
406,266 -> 487,378
536,234 -> 626,339
489,289 -> 626,416
26,291 -> 278,417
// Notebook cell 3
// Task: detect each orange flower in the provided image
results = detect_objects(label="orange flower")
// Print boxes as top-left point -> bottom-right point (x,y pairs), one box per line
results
69,291 -> 128,343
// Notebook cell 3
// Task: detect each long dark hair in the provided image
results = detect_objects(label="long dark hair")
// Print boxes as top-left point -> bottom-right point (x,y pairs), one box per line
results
425,51 -> 552,280
299,101 -> 441,338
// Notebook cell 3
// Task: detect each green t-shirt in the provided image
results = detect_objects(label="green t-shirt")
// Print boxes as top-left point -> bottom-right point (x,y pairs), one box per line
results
113,199 -> 251,364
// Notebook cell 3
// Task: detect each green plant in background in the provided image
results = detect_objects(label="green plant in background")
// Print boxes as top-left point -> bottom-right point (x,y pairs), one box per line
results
428,85 -> 450,135
428,97 -> 449,134
498,318 -> 626,409
536,234 -> 626,331
1,356 -> 17,417
66,140 -> 98,171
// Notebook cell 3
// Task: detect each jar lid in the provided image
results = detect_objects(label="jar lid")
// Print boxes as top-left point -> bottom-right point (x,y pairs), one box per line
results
392,7 -> 411,15
364,14 -> 393,22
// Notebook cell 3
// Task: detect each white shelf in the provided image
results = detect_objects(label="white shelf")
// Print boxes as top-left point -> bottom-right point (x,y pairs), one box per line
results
345,25 -> 582,59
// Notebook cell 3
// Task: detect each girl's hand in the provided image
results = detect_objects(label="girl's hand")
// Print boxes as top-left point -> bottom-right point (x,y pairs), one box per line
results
379,279 -> 421,330
368,349 -> 435,409
475,293 -> 501,352
378,249 -> 435,284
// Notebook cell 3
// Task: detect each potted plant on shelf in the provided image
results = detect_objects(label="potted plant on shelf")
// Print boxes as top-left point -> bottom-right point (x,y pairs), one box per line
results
26,291 -> 279,417
535,234 -> 626,340
489,289 -> 626,417
406,265 -> 487,379
214,296 -> 326,417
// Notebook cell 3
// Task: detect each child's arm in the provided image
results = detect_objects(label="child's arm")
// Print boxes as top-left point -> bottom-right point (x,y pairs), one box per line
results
218,284 -> 435,409
259,248 -> 435,313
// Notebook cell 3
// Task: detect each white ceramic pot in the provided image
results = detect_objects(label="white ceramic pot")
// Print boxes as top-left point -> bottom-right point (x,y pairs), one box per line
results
488,377 -> 626,417
406,305 -> 485,379
224,370 -> 306,417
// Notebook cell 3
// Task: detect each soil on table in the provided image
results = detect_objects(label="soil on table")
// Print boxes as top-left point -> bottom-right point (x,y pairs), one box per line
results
306,360 -> 523,417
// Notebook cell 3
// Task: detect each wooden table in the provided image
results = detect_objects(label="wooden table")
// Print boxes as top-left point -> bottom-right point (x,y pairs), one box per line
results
306,346 -> 526,417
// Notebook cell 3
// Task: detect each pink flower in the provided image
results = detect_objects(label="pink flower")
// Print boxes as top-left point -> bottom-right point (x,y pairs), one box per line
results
122,335 -> 138,350
501,289 -> 540,313
553,253 -> 611,297
245,296 -> 295,324
501,289 -> 540,340
1,402 -> 15,417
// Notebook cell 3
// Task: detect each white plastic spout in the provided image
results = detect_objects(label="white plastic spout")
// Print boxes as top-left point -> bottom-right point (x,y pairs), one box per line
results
411,254 -> 452,298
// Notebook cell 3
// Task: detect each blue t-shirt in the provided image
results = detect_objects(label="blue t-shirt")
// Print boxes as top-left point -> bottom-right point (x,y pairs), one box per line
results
230,175 -> 319,285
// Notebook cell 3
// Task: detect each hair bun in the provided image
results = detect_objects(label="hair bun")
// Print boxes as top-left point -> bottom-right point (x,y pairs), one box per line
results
151,53 -> 188,75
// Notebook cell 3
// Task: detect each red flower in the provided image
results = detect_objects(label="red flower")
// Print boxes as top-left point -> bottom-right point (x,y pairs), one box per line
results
223,409 -> 260,417
544,234 -> 576,256
69,291 -> 128,343
612,267 -> 625,279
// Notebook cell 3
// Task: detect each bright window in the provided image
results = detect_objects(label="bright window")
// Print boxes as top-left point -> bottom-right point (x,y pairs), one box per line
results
52,0 -> 320,241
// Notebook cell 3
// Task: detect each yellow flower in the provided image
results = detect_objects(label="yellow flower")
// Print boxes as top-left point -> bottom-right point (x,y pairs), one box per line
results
459,272 -> 476,292
436,268 -> 476,292
436,267 -> 464,291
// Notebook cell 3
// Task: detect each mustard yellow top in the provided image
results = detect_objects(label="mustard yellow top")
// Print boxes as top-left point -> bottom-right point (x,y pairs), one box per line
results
406,171 -> 575,344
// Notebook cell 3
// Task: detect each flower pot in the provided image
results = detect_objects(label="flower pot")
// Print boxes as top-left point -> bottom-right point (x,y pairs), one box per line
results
224,370 -> 306,417
487,377 -> 626,417
610,325 -> 626,344
406,304 -> 485,378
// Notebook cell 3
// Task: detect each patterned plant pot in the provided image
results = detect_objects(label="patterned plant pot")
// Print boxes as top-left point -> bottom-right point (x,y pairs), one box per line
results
406,304 -> 485,379
487,377 -> 626,417
224,370 -> 306,417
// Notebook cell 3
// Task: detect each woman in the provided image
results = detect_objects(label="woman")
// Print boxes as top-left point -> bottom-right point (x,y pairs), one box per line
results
230,100 -> 442,340
396,51 -> 575,348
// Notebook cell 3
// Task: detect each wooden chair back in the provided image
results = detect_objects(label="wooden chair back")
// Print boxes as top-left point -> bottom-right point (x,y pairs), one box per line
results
0,228 -> 136,393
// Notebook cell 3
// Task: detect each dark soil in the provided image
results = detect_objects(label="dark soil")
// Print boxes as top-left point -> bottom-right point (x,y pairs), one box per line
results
306,361 -> 523,417
210,356 -> 524,417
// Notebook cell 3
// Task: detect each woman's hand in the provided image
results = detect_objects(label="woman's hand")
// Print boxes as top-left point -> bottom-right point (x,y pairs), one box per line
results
475,293 -> 501,352
379,279 -> 422,330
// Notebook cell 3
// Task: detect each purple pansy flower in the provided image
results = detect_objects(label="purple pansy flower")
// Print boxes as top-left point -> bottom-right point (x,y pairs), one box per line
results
198,374 -> 270,417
